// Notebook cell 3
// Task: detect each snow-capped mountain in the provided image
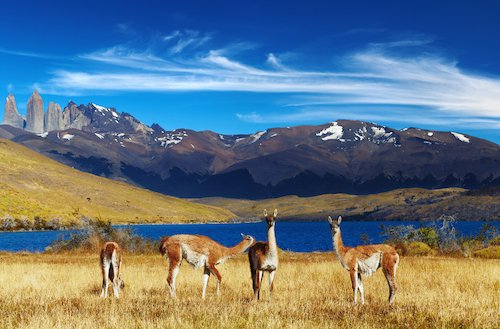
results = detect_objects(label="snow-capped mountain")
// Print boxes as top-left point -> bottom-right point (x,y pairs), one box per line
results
2,93 -> 500,199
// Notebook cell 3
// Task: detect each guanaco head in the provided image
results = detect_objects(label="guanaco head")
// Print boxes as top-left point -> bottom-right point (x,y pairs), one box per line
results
240,233 -> 256,247
263,209 -> 278,228
328,215 -> 342,234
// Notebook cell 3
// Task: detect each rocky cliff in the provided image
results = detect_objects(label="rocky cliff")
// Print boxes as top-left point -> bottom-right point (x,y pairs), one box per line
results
2,94 -> 24,129
25,90 -> 44,133
44,101 -> 63,132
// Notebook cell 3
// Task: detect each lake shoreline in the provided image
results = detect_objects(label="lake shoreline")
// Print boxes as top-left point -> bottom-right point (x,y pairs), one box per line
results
1,220 -> 498,253
2,217 -> 497,234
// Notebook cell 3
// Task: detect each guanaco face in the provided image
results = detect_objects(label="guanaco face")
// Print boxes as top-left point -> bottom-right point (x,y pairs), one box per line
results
264,208 -> 278,228
328,215 -> 341,234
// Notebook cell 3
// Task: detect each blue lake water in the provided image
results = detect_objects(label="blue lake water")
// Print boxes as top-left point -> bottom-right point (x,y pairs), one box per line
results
0,221 -> 498,253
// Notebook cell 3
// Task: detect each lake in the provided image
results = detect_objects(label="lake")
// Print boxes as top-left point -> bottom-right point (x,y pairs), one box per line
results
0,221 -> 498,253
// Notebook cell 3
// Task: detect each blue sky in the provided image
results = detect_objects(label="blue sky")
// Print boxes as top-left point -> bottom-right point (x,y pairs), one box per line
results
1,0 -> 500,143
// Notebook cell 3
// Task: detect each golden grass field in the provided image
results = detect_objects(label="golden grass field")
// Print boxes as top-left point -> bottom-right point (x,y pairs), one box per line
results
0,138 -> 234,223
0,252 -> 498,329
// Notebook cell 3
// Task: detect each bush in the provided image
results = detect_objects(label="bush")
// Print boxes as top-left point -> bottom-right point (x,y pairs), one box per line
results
1,215 -> 16,231
489,236 -> 500,246
380,215 -> 499,257
48,217 -> 156,253
410,227 -> 439,248
15,217 -> 33,230
406,242 -> 432,256
473,246 -> 500,259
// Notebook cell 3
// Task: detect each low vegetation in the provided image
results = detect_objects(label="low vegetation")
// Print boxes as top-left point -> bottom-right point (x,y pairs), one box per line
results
47,218 -> 156,254
0,252 -> 498,329
0,138 -> 235,225
381,215 -> 499,257
194,187 -> 500,221
40,216 -> 499,260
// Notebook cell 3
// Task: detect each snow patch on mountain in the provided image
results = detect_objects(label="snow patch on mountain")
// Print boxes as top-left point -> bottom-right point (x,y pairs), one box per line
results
95,133 -> 104,140
317,122 -> 343,141
62,134 -> 74,141
371,127 -> 389,138
354,127 -> 368,141
157,131 -> 188,148
250,131 -> 266,143
451,132 -> 470,143
36,132 -> 48,138
92,103 -> 107,112
427,132 -> 434,137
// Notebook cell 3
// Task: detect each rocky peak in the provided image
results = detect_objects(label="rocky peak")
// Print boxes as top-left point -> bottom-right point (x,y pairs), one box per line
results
61,102 -> 90,130
45,101 -> 63,132
25,90 -> 44,133
2,94 -> 24,128
151,123 -> 165,134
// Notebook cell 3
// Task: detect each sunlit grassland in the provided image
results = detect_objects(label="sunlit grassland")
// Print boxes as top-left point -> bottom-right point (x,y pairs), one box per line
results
0,252 -> 498,328
0,138 -> 235,223
194,187 -> 500,221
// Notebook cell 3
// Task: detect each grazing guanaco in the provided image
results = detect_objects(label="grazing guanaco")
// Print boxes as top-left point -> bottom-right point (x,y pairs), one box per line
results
248,209 -> 279,301
100,241 -> 124,298
328,215 -> 399,304
159,234 -> 255,299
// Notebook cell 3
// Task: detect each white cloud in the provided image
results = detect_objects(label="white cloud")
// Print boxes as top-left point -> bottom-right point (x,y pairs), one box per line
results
34,35 -> 500,130
266,53 -> 289,71
164,30 -> 211,54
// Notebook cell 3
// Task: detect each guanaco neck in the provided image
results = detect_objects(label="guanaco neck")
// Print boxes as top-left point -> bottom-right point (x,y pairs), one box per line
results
224,239 -> 252,258
332,229 -> 349,269
267,224 -> 278,256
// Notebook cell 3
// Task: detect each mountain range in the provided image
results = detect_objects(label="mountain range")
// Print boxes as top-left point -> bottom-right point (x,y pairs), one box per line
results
2,91 -> 500,199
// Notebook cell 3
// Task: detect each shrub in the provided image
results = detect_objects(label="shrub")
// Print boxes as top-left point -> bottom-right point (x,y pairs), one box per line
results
34,216 -> 47,230
410,227 -> 439,248
380,224 -> 416,244
406,242 -> 432,256
48,217 -> 156,253
473,246 -> 500,259
14,217 -> 33,230
1,215 -> 16,231
489,236 -> 500,246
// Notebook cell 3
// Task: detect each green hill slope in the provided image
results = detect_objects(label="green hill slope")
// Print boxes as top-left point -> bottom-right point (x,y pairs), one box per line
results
0,139 -> 235,223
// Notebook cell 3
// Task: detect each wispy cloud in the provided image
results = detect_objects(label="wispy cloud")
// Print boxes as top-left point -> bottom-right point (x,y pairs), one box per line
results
0,48 -> 61,60
34,33 -> 500,129
164,30 -> 212,54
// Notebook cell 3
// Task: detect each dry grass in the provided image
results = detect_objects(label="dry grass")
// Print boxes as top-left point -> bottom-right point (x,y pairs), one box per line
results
0,252 -> 498,328
194,187 -> 500,221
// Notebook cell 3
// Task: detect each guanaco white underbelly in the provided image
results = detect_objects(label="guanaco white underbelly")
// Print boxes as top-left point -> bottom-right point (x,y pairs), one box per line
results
181,244 -> 208,268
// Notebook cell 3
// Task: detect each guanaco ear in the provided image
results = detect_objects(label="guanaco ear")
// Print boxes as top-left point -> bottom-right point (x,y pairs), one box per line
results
273,209 -> 278,217
263,209 -> 268,216
337,216 -> 343,224
241,233 -> 245,238
328,216 -> 333,224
